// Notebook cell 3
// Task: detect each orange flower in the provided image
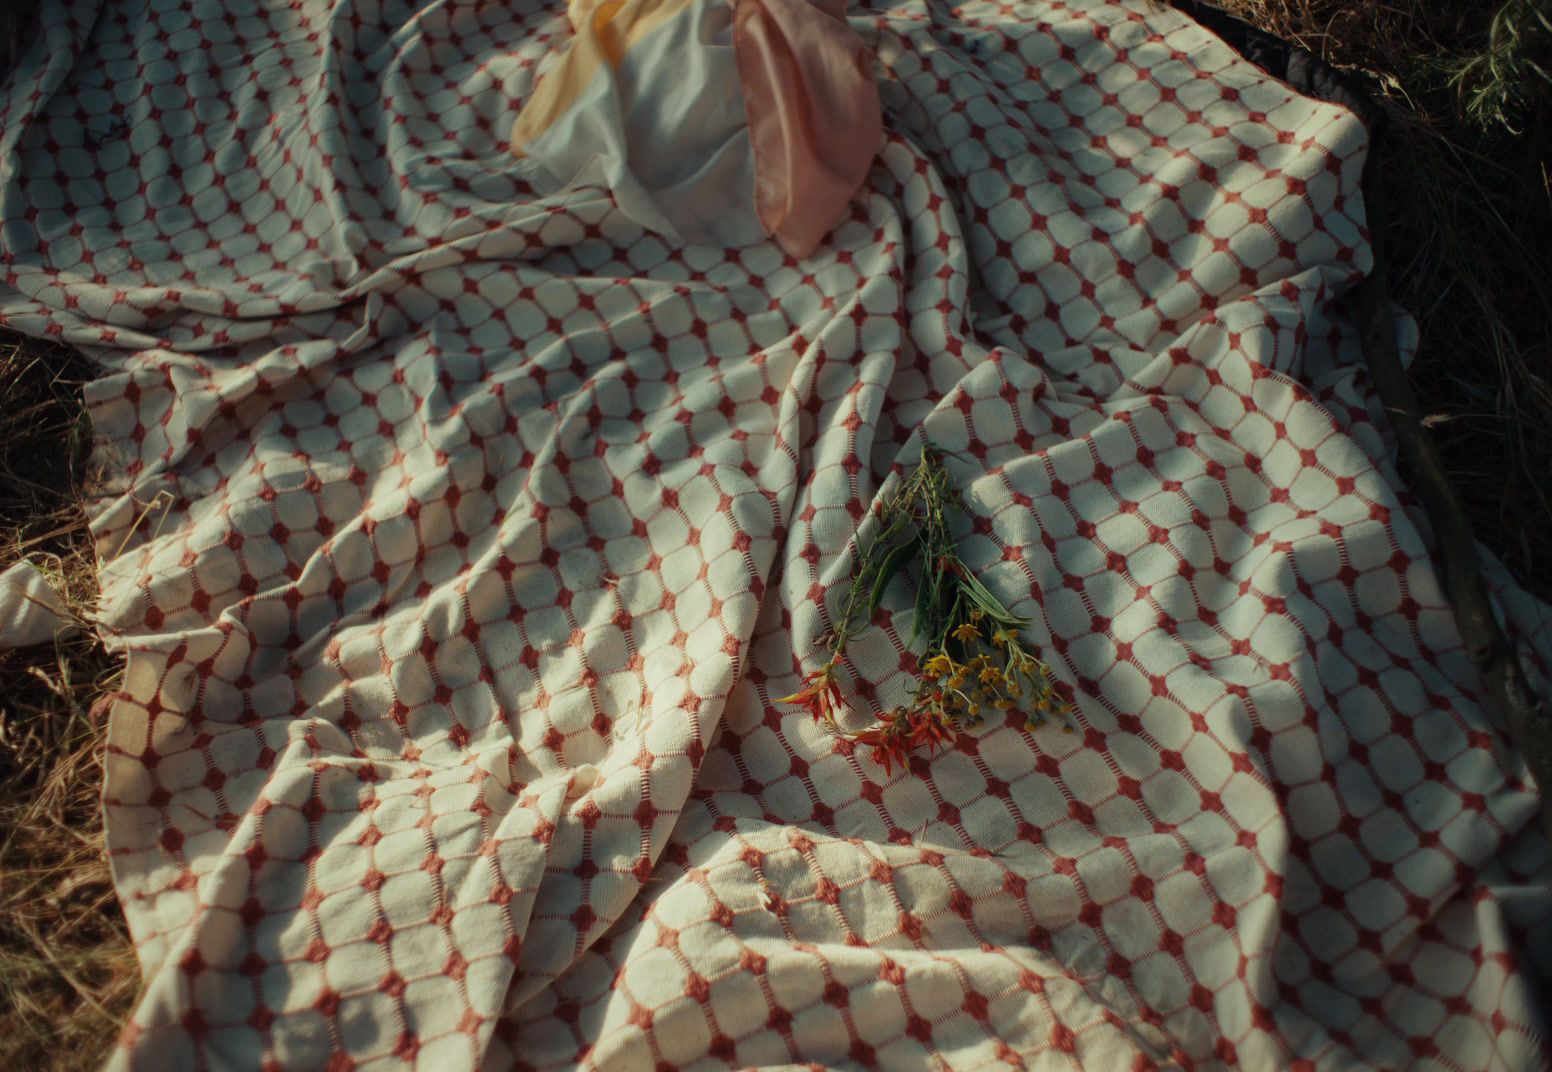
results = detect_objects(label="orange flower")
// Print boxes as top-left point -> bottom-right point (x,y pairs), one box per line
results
907,708 -> 953,750
854,724 -> 910,775
777,660 -> 845,724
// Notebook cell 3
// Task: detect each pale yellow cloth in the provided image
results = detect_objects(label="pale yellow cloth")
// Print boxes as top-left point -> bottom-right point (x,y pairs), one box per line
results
511,0 -> 697,155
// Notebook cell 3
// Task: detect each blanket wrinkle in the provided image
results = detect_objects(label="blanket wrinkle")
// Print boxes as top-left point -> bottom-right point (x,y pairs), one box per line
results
0,0 -> 1549,1069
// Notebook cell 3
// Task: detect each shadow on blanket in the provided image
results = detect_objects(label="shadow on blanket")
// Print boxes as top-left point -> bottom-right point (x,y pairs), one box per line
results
0,0 -> 1545,1069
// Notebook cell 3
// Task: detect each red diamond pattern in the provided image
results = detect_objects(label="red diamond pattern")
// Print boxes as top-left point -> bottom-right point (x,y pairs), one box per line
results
0,0 -> 1547,1069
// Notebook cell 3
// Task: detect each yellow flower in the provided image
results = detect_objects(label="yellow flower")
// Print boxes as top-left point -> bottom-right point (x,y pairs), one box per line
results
951,622 -> 981,642
994,698 -> 1014,711
969,609 -> 985,622
924,654 -> 953,677
991,628 -> 1014,648
978,666 -> 1003,686
948,674 -> 966,689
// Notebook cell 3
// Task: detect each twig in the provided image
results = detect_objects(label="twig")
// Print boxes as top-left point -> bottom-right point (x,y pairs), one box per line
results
1354,154 -> 1552,839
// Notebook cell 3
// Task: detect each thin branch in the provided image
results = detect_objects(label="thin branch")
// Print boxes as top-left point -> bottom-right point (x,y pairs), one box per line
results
1354,155 -> 1552,839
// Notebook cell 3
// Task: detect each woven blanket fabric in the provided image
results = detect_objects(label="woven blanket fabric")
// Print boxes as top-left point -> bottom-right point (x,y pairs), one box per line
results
1,1 -> 1549,1069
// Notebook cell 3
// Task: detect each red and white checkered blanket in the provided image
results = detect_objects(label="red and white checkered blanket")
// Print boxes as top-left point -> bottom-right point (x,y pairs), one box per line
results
2,1 -> 1549,1068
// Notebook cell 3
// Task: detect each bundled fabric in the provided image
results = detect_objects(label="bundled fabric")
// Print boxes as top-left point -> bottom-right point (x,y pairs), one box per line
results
0,0 -> 1548,1069
510,0 -> 881,256
0,559 -> 80,648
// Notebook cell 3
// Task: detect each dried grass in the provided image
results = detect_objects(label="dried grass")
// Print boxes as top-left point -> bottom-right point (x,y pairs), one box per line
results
0,0 -> 1548,1068
0,334 -> 136,1069
1213,0 -> 1552,596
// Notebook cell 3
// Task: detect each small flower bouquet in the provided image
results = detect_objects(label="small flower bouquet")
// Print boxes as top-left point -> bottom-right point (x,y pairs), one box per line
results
781,447 -> 1072,771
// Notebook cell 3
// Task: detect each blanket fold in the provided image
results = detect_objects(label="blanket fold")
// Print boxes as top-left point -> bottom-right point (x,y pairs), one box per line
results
0,1 -> 1546,1069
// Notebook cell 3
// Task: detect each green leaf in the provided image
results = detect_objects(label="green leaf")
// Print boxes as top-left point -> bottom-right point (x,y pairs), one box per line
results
961,570 -> 1014,620
868,538 -> 917,615
909,562 -> 932,647
863,514 -> 904,558
927,553 -> 945,629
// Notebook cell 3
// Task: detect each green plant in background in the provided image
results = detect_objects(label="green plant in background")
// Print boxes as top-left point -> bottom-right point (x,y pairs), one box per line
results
1442,0 -> 1551,134
780,447 -> 1072,772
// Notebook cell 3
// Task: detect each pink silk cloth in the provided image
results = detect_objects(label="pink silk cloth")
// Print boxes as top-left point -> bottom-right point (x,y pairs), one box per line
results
733,0 -> 882,256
